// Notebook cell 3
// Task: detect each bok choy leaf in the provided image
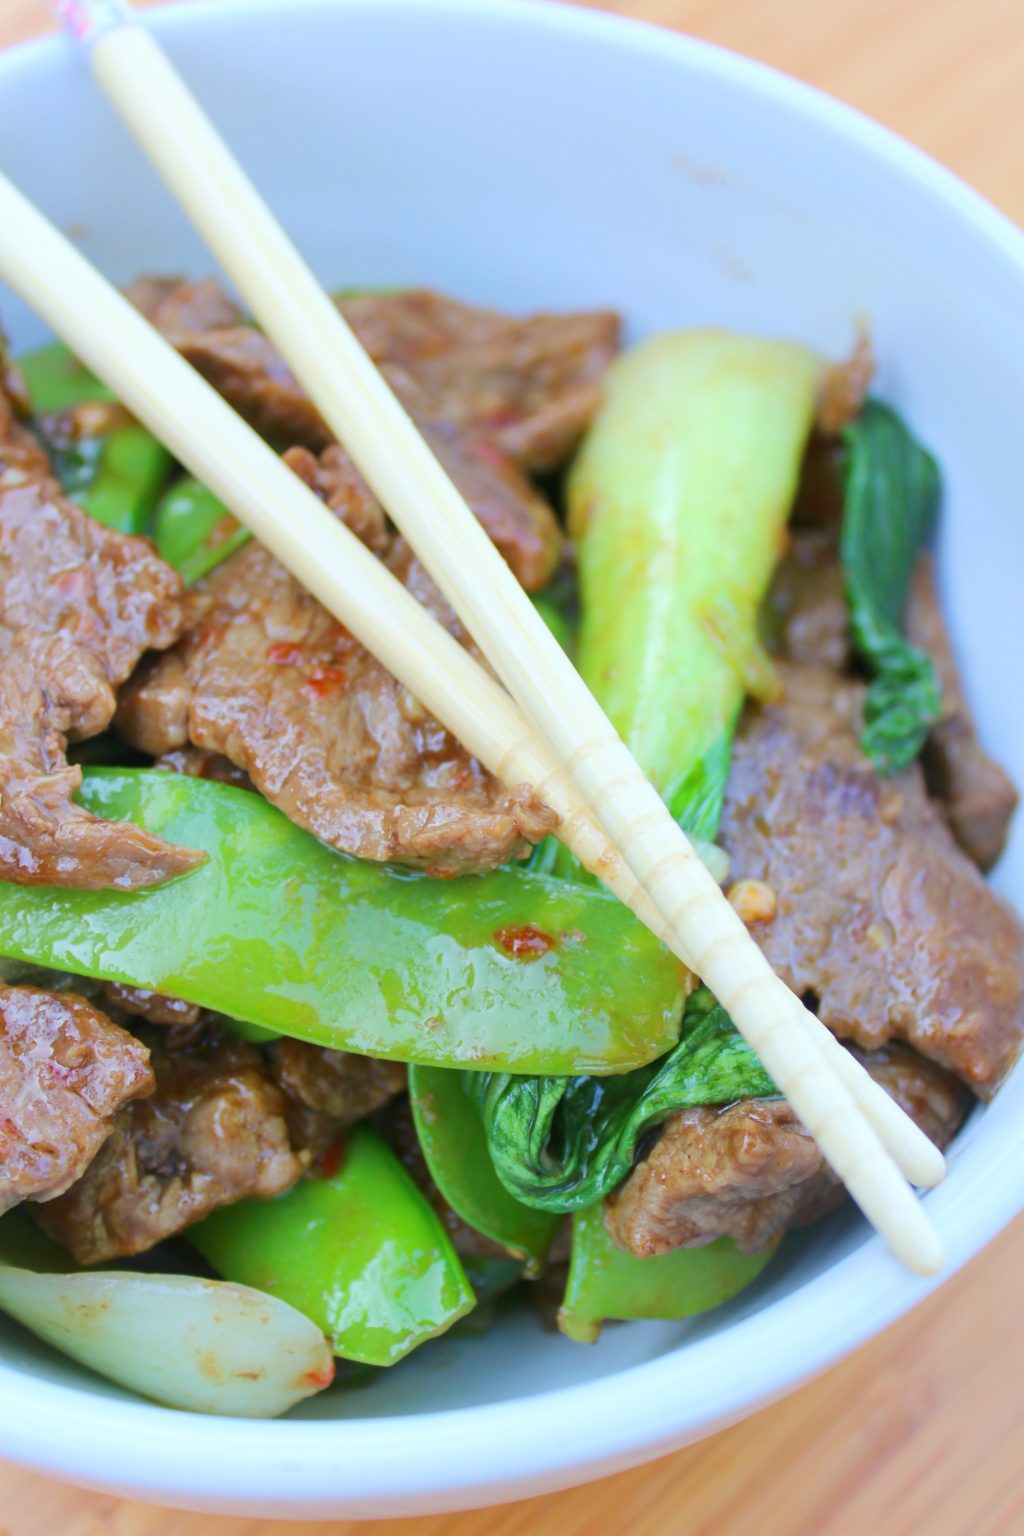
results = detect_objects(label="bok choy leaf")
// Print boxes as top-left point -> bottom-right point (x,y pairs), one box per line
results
462,991 -> 777,1214
841,400 -> 942,773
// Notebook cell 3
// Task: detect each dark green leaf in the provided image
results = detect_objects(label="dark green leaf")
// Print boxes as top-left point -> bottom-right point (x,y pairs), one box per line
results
841,400 -> 942,773
463,990 -> 778,1213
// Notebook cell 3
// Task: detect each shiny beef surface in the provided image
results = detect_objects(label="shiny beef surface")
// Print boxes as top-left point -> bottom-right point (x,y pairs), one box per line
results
719,663 -> 1024,1095
0,982 -> 153,1216
605,1045 -> 968,1257
0,379 -> 198,889
117,528 -> 556,875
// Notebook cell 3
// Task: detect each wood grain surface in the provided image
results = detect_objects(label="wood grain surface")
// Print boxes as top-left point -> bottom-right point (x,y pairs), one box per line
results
0,1 -> 1022,1533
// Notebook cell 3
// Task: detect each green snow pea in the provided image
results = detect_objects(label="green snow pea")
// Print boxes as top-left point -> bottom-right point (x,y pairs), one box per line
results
191,1126 -> 475,1366
409,1063 -> 558,1274
558,1204 -> 775,1343
19,341 -> 171,534
0,770 -> 685,1074
154,475 -> 252,584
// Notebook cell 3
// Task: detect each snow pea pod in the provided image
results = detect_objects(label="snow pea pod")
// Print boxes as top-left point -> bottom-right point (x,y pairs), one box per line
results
409,1063 -> 558,1274
558,1204 -> 775,1343
0,770 -> 685,1074
191,1126 -> 475,1366
154,474 -> 251,584
19,340 -> 171,534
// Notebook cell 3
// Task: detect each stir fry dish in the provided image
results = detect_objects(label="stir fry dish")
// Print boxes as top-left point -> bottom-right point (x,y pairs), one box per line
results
0,281 -> 1020,1416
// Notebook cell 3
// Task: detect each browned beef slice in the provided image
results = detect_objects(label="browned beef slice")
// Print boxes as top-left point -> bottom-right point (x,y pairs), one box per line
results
268,1038 -> 406,1156
0,386 -> 201,889
34,1029 -> 306,1263
153,745 -> 254,790
765,530 -> 851,671
99,983 -> 204,1031
604,1045 -> 967,1258
116,536 -> 557,874
124,274 -> 243,337
0,983 -> 153,1216
341,289 -> 621,474
718,664 -> 1024,1094
907,556 -> 1017,869
138,278 -> 620,589
171,330 -> 563,588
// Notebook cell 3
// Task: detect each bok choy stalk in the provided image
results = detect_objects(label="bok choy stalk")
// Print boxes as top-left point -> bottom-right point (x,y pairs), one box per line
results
0,1212 -> 333,1416
841,401 -> 942,773
191,1126 -> 474,1367
0,770 -> 685,1076
568,329 -> 820,839
19,341 -> 171,535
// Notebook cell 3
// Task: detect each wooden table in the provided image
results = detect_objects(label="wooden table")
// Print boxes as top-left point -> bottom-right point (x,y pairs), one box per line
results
1,1 -> 1023,1531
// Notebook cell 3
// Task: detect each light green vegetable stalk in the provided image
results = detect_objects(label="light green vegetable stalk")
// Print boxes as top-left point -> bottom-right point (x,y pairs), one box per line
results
841,400 -> 942,773
559,1204 -> 775,1343
0,1213 -> 333,1417
192,1126 -> 474,1367
568,329 -> 820,838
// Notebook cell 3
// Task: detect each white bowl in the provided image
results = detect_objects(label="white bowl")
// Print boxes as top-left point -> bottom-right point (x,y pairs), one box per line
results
1,0 -> 1023,1518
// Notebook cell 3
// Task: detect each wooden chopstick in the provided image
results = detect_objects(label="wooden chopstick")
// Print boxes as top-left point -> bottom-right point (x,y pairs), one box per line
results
39,5 -> 944,1271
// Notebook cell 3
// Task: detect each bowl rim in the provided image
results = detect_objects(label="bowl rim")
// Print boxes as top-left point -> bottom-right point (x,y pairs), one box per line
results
2,0 -> 1024,1510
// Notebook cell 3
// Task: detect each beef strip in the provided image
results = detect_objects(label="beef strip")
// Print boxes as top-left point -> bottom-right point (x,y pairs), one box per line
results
153,745 -> 254,790
907,555 -> 1017,869
133,278 -> 620,589
339,288 -> 620,474
604,1043 -> 967,1258
124,274 -> 243,337
764,530 -> 851,671
99,982 -> 204,1031
0,982 -> 153,1216
267,1037 -> 406,1157
718,663 -> 1024,1095
0,381 -> 200,889
34,1028 -> 306,1263
116,528 -> 557,875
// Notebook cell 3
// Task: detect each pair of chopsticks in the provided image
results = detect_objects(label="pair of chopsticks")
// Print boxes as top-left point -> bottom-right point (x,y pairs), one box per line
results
13,0 -> 944,1271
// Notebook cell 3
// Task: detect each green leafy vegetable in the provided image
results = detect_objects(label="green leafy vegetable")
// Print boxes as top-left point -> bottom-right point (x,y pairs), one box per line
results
558,1204 -> 775,1343
0,769 -> 685,1075
409,1063 -> 558,1273
463,991 -> 776,1213
0,1212 -> 333,1417
192,1126 -> 474,1367
841,400 -> 942,773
